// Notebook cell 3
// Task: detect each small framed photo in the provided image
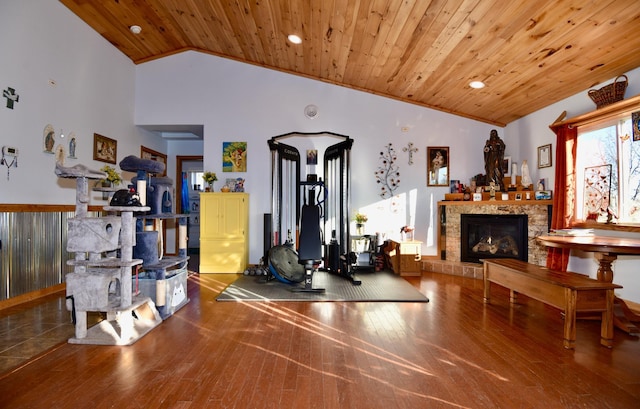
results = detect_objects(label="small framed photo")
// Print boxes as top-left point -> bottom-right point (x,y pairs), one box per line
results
538,144 -> 552,168
450,179 -> 461,193
93,133 -> 117,164
515,193 -> 522,201
427,146 -> 449,186
503,156 -> 512,176
535,190 -> 552,200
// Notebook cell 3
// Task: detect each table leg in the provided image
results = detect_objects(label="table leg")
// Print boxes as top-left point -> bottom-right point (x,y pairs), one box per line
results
613,298 -> 640,335
594,252 -> 639,335
594,252 -> 615,283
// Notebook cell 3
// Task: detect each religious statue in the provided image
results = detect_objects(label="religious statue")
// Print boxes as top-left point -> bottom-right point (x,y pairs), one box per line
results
483,129 -> 505,191
521,160 -> 532,188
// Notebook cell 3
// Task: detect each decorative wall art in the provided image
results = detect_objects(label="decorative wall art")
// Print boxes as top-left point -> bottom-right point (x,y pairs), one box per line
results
306,149 -> 318,165
583,164 -> 611,221
633,111 -> 640,141
375,143 -> 400,198
93,133 -> 117,164
2,87 -> 19,109
427,146 -> 449,186
68,133 -> 77,159
538,144 -> 552,168
140,145 -> 167,176
223,142 -> 247,172
402,142 -> 418,165
55,145 -> 65,164
43,124 -> 55,154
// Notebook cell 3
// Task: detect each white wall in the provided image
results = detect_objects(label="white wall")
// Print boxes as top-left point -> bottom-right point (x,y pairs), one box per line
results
135,51 -> 499,265
506,67 -> 640,303
0,0 -> 163,205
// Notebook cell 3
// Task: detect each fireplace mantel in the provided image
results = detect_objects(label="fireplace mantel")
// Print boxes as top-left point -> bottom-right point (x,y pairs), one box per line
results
437,200 -> 552,266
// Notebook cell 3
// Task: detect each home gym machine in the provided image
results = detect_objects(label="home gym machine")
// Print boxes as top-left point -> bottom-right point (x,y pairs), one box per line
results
266,132 -> 360,292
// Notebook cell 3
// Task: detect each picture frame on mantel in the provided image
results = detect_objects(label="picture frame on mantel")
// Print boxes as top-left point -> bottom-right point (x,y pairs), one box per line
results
538,144 -> 552,168
93,133 -> 117,164
503,156 -> 512,176
427,146 -> 449,186
140,145 -> 167,176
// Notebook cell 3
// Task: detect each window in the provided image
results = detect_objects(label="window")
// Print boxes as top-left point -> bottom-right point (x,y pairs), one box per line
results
576,115 -> 640,222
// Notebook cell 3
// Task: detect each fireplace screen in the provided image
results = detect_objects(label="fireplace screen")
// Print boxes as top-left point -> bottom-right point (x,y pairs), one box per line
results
460,214 -> 528,263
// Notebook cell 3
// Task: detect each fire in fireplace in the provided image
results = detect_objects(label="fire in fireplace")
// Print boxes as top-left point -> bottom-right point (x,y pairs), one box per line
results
460,214 -> 528,263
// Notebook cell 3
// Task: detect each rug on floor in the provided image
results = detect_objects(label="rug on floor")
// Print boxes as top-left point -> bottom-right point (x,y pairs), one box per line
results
216,270 -> 429,302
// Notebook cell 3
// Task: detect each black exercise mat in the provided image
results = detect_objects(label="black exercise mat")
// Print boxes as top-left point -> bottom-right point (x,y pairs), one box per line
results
216,270 -> 429,302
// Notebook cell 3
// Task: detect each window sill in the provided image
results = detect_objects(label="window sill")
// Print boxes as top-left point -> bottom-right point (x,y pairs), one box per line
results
572,221 -> 640,233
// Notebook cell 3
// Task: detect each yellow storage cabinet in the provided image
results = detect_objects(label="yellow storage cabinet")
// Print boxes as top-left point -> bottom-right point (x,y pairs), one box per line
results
199,193 -> 248,273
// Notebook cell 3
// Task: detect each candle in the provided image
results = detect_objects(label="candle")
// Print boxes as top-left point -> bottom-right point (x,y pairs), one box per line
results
512,163 -> 517,177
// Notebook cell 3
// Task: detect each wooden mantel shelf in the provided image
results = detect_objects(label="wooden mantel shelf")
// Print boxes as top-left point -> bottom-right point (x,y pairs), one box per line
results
439,199 -> 552,206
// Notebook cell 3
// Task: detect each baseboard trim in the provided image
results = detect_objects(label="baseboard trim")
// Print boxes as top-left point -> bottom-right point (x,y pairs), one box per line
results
0,283 -> 66,311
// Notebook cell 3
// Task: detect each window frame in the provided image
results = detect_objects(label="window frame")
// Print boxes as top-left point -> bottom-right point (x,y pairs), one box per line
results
552,94 -> 640,231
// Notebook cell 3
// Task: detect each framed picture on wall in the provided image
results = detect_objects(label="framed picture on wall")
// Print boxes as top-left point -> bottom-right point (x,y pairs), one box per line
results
93,133 -> 117,164
427,146 -> 449,186
141,145 -> 167,176
223,141 -> 247,172
538,144 -> 552,168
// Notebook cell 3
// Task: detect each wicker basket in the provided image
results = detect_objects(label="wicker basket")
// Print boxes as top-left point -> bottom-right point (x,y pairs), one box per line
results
588,75 -> 628,108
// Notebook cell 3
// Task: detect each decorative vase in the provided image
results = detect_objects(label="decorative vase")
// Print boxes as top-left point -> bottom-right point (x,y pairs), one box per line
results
356,223 -> 365,235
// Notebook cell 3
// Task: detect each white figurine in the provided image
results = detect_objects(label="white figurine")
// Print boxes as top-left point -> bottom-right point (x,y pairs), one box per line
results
521,160 -> 532,188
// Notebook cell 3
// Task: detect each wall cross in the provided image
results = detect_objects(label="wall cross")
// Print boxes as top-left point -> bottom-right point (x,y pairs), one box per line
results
3,87 -> 19,109
403,142 -> 418,165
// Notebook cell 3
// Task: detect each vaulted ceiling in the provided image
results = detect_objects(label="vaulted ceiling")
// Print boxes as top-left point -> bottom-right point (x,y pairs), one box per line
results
60,0 -> 640,126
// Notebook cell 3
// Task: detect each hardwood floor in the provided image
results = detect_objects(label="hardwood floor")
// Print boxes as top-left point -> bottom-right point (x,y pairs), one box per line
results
1,270 -> 639,408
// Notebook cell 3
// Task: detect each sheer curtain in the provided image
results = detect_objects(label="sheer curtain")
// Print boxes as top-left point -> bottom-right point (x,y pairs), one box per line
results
547,124 -> 578,270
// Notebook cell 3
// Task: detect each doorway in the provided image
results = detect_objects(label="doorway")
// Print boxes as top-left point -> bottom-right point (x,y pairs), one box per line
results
176,156 -> 204,256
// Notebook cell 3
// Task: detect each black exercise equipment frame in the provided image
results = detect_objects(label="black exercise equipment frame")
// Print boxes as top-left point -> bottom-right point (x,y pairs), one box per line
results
267,131 -> 359,287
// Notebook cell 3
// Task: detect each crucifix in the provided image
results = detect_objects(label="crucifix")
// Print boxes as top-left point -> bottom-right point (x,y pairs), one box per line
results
3,87 -> 19,109
403,142 -> 418,165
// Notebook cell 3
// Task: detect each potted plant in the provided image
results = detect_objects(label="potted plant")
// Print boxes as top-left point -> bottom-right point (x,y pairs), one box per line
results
354,212 -> 368,235
202,171 -> 218,191
100,165 -> 122,187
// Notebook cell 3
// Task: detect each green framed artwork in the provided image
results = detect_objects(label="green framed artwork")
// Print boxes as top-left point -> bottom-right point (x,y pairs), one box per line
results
223,141 -> 247,172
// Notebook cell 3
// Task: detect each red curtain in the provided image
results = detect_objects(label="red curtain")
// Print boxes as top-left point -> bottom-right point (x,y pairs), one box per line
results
547,124 -> 578,271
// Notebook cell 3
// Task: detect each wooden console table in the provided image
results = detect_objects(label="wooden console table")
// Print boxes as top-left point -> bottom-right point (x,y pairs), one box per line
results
537,234 -> 640,335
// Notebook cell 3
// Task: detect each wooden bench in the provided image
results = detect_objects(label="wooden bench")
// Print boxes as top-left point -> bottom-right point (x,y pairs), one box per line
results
482,259 -> 622,349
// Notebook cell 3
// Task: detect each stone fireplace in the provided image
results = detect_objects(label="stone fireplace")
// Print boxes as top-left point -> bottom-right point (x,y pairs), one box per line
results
440,201 -> 551,266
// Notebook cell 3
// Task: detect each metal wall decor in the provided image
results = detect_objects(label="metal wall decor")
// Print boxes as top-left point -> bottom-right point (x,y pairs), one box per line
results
375,143 -> 400,198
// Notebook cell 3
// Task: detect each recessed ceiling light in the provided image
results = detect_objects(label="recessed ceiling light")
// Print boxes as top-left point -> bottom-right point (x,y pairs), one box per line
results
469,81 -> 485,89
130,25 -> 142,34
288,34 -> 302,44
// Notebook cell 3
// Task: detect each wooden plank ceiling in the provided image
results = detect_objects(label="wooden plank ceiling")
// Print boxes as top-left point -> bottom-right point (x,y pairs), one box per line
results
60,0 -> 640,126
